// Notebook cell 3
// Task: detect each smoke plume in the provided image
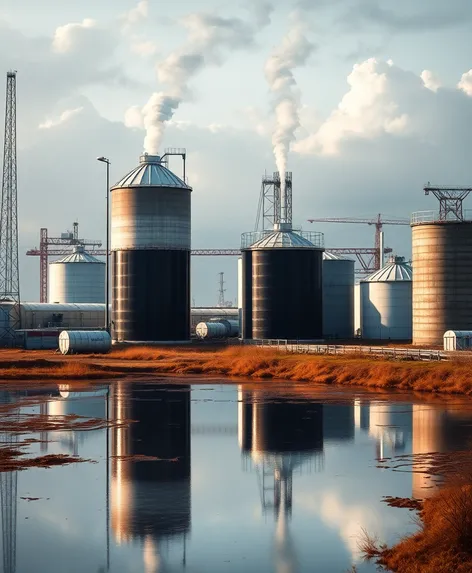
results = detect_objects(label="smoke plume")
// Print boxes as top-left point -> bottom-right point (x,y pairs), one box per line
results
264,16 -> 315,194
137,6 -> 272,155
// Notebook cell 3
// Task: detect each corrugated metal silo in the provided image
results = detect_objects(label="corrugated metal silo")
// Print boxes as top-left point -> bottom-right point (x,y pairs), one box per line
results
360,256 -> 412,340
322,252 -> 355,339
241,231 -> 324,340
412,219 -> 472,345
111,153 -> 192,342
49,246 -> 105,303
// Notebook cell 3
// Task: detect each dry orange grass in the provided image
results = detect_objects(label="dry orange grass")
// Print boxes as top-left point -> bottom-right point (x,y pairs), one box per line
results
109,346 -> 472,394
1,346 -> 472,393
363,471 -> 472,572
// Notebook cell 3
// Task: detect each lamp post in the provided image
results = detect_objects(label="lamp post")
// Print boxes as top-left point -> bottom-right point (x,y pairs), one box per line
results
97,156 -> 110,334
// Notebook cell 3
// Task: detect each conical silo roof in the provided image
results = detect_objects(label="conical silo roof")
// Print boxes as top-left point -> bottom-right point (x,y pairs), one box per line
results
249,230 -> 316,249
323,251 -> 353,261
50,245 -> 104,265
362,256 -> 412,282
112,153 -> 191,190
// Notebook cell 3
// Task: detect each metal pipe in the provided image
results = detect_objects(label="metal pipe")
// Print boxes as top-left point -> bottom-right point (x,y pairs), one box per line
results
97,157 -> 111,333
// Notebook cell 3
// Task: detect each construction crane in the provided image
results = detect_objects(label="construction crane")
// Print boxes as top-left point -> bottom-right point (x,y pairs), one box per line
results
25,222 -> 102,302
307,214 -> 410,271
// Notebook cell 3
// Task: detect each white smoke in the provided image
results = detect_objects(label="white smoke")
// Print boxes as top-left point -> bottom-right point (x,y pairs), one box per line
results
264,15 -> 315,196
132,7 -> 272,155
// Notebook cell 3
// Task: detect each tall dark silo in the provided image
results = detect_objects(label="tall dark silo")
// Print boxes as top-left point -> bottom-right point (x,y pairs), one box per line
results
111,153 -> 192,342
241,172 -> 324,340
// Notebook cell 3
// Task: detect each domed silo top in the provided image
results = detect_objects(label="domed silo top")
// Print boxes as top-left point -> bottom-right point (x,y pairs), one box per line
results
112,153 -> 192,191
362,256 -> 412,283
241,230 -> 324,250
323,251 -> 354,261
50,245 -> 104,265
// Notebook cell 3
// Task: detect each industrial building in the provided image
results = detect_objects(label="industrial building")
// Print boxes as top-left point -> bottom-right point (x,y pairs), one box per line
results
360,256 -> 413,340
49,246 -> 105,304
241,173 -> 324,340
322,252 -> 355,339
111,152 -> 192,343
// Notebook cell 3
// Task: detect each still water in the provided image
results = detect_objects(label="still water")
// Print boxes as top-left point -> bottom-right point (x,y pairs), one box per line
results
1,381 -> 472,573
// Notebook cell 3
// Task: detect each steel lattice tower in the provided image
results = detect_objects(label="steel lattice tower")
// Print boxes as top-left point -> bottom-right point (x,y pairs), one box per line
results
0,71 -> 20,341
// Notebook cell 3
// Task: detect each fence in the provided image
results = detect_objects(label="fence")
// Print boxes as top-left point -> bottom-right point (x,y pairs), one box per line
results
230,338 -> 447,361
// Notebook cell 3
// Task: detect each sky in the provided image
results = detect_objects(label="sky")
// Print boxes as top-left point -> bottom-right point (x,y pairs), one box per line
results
1,0 -> 472,304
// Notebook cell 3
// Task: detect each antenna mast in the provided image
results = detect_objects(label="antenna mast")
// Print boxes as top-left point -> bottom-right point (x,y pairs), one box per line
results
0,71 -> 20,342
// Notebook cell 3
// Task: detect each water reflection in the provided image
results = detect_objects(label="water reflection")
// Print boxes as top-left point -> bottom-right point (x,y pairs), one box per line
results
110,382 -> 191,571
4,383 -> 472,572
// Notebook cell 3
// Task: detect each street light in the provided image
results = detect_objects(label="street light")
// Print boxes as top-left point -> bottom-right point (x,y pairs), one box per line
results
97,156 -> 110,334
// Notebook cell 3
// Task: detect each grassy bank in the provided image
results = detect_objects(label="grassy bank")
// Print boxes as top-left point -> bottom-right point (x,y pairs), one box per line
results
363,471 -> 472,572
0,346 -> 472,394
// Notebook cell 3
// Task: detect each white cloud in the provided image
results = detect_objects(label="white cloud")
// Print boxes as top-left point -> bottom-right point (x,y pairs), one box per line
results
52,18 -> 96,54
295,58 -> 411,155
130,39 -> 158,57
124,105 -> 144,129
458,69 -> 472,96
421,70 -> 442,92
38,107 -> 84,129
123,0 -> 149,26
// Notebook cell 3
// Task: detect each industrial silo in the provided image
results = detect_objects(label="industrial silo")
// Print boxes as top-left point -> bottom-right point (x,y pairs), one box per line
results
360,256 -> 412,340
412,217 -> 472,346
111,153 -> 192,342
241,173 -> 324,340
49,246 -> 105,304
322,252 -> 355,339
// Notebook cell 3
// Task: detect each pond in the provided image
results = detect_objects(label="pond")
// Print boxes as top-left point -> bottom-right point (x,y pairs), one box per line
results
1,380 -> 471,573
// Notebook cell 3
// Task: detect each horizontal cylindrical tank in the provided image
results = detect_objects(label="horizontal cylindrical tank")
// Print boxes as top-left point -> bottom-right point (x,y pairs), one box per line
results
58,330 -> 111,355
361,256 -> 412,340
111,153 -> 192,342
49,246 -> 105,304
322,252 -> 355,339
195,319 -> 239,340
412,220 -> 472,346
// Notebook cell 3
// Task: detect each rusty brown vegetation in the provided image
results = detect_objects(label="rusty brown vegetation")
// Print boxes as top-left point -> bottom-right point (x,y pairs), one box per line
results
363,455 -> 472,572
0,347 -> 471,396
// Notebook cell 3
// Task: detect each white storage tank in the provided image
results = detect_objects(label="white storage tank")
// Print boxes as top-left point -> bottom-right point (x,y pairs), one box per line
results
58,330 -> 111,355
443,330 -> 472,351
360,256 -> 413,340
322,252 -> 355,339
49,246 -> 105,304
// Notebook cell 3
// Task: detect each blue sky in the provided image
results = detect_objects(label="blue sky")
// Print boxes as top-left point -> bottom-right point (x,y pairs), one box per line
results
1,0 -> 472,303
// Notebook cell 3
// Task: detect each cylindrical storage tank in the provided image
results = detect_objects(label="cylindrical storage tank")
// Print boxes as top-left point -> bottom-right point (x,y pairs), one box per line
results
412,219 -> 472,346
195,321 -> 227,340
49,246 -> 105,304
111,153 -> 192,342
58,330 -> 111,355
322,252 -> 355,339
241,230 -> 324,340
360,256 -> 412,340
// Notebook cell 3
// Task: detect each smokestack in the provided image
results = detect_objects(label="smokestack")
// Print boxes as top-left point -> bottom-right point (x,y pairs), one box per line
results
264,15 -> 314,193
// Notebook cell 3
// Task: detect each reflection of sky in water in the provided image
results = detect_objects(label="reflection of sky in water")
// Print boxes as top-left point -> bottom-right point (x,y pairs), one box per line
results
3,384 -> 471,572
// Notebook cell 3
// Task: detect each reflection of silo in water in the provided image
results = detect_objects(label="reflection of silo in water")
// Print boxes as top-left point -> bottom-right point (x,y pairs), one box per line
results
369,402 -> 413,459
354,399 -> 370,431
412,404 -> 472,499
238,388 -> 323,516
239,388 -> 323,573
323,405 -> 355,443
111,382 -> 191,568
47,387 -> 108,455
